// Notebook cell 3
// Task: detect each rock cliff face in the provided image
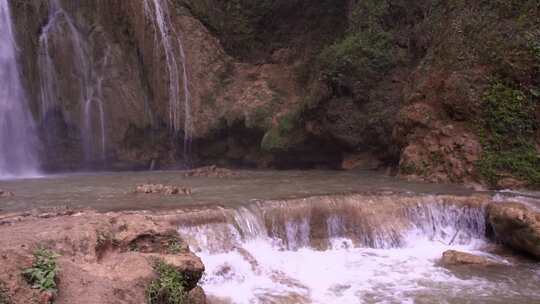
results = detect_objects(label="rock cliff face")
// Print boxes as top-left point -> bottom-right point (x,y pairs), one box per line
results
8,0 -> 540,188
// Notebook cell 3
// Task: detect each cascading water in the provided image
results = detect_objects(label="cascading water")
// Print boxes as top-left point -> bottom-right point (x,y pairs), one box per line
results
143,0 -> 193,159
177,197 -> 539,304
38,0 -> 107,164
0,0 -> 40,178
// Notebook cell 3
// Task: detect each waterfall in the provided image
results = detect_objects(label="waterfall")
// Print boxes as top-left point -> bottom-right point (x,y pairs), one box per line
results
175,197 -> 502,304
177,197 -> 488,253
38,0 -> 107,165
143,0 -> 193,159
0,0 -> 40,178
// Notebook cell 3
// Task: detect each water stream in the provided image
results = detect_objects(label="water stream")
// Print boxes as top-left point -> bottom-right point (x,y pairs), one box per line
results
38,0 -> 107,164
177,200 -> 538,304
0,0 -> 40,178
143,0 -> 193,159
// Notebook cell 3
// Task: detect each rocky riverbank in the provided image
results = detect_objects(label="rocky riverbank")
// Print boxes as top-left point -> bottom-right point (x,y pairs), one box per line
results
0,210 -> 206,304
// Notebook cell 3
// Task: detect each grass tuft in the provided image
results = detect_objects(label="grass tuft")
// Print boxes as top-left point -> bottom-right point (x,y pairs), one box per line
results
146,260 -> 189,304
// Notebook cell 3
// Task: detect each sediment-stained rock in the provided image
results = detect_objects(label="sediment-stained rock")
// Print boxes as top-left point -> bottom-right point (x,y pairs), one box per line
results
0,189 -> 14,198
135,184 -> 192,195
487,202 -> 540,259
440,250 -> 500,267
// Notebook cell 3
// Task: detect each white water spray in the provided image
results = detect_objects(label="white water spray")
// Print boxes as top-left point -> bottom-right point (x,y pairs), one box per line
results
0,0 -> 40,178
177,200 -> 539,304
143,0 -> 193,157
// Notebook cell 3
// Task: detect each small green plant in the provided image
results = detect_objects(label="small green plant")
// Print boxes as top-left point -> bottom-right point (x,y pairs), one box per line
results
167,240 -> 183,254
146,260 -> 189,304
0,281 -> 11,304
22,248 -> 59,294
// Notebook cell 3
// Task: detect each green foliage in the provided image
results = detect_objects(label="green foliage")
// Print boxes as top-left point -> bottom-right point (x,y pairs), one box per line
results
146,261 -> 189,304
477,81 -> 540,186
167,240 -> 183,254
0,282 -> 10,304
22,248 -> 59,294
260,111 -> 304,152
484,82 -> 536,140
478,145 -> 540,186
314,0 -> 400,96
318,31 -> 393,92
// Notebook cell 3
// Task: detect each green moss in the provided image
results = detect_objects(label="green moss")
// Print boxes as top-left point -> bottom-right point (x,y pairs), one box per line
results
476,81 -> 540,187
247,106 -> 272,130
400,162 -> 417,175
260,111 -> 304,152
22,248 -> 59,295
146,261 -> 189,304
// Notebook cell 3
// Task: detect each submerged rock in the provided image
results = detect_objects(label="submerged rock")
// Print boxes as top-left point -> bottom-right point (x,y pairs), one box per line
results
487,202 -> 540,259
440,250 -> 499,267
0,189 -> 14,198
135,184 -> 192,195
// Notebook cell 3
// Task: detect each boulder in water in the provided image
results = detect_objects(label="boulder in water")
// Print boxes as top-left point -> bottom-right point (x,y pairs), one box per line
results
440,250 -> 499,266
487,202 -> 540,259
135,184 -> 192,195
0,189 -> 14,198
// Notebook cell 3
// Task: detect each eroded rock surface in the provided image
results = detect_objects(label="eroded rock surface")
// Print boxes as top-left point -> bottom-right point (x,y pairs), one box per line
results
0,211 -> 205,304
487,202 -> 540,259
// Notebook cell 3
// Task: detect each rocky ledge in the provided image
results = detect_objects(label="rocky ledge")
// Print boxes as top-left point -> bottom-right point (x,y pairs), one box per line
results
487,202 -> 540,259
0,211 -> 206,304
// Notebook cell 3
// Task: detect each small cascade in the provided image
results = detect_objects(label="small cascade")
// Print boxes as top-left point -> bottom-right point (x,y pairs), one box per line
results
143,0 -> 193,159
38,0 -> 107,165
0,0 -> 40,178
176,196 -> 499,304
178,196 -> 488,254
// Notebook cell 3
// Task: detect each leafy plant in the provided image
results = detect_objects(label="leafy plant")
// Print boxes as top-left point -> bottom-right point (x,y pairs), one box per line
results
0,282 -> 10,304
146,260 -> 189,304
22,248 -> 59,294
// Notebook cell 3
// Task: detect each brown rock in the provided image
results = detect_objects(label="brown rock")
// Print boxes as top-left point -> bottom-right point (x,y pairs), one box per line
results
497,177 -> 527,189
188,286 -> 207,304
487,202 -> 540,259
0,189 -> 14,198
39,290 -> 55,304
440,250 -> 499,266
341,153 -> 381,170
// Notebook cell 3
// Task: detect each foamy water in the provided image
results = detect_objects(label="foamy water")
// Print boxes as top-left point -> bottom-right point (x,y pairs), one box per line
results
178,203 -> 540,304
194,235 -> 501,303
